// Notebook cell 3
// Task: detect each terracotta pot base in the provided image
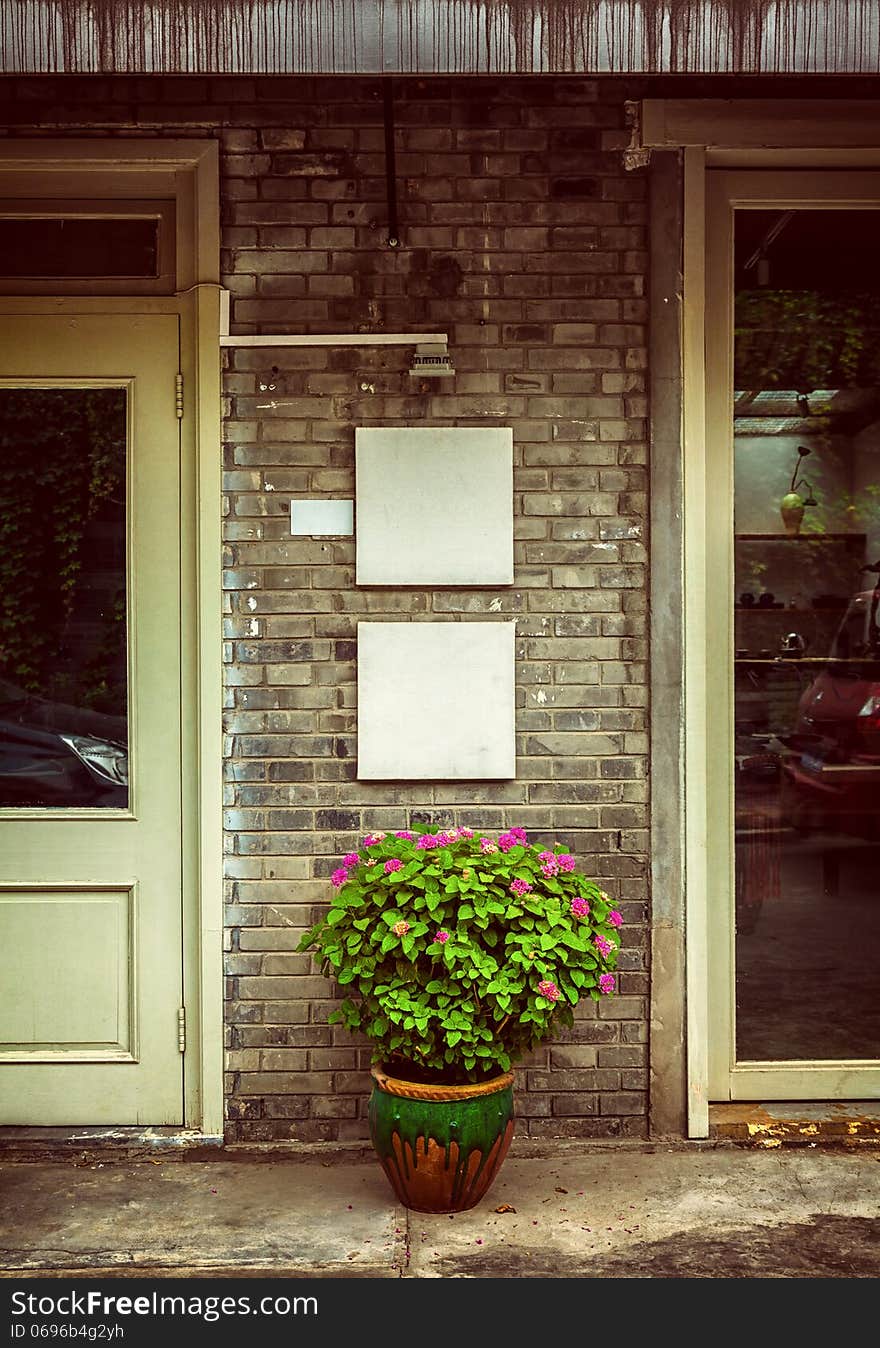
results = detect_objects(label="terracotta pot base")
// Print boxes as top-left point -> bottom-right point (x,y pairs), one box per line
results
368,1065 -> 515,1213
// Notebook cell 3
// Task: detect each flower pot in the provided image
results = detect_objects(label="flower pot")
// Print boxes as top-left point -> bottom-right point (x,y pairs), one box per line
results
368,1064 -> 515,1213
780,492 -> 806,536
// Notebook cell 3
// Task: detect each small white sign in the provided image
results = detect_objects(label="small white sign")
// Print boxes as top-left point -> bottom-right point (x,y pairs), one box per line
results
290,499 -> 354,536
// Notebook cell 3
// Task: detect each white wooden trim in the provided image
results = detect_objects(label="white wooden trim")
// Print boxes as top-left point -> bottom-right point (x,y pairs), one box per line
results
0,139 -> 223,1140
220,332 -> 448,347
0,139 -> 217,295
642,101 -> 880,149
704,170 -> 737,1102
708,150 -> 880,169
682,147 -> 710,1139
181,282 -> 224,1140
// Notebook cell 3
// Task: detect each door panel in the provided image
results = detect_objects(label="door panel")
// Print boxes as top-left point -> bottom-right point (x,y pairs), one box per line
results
706,172 -> 880,1101
0,314 -> 183,1123
0,887 -> 135,1058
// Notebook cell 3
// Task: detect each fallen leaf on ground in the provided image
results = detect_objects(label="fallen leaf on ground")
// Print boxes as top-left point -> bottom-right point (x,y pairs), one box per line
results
555,1187 -> 568,1194
494,1203 -> 517,1214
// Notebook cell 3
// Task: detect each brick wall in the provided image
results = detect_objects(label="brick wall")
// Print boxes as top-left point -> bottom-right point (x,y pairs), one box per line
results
2,74 -> 650,1141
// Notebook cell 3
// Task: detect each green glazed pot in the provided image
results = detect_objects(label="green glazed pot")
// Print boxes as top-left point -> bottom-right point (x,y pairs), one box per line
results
368,1064 -> 515,1214
780,491 -> 805,536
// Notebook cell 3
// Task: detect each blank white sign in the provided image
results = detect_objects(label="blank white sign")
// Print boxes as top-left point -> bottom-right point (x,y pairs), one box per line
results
290,499 -> 354,536
356,427 -> 513,585
357,621 -> 516,780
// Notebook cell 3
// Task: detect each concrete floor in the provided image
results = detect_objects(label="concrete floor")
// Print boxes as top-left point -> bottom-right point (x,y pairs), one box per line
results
2,1142 -> 879,1279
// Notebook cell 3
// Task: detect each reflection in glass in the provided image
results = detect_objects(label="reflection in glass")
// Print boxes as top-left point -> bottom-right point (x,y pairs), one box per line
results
733,209 -> 880,1062
0,388 -> 128,807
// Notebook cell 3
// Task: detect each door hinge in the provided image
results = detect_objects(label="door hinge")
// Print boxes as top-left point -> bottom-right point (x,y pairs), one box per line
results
175,372 -> 184,419
177,1006 -> 186,1053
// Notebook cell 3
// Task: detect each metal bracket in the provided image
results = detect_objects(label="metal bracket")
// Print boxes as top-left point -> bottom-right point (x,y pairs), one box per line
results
623,101 -> 651,171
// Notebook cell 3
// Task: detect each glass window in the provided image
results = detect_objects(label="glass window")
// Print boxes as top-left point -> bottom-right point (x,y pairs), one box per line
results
0,387 -> 128,808
0,216 -> 159,278
732,208 -> 880,1061
0,200 -> 175,293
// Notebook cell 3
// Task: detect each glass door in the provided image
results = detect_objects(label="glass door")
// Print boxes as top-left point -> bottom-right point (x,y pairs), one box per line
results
0,313 -> 185,1124
707,173 -> 880,1099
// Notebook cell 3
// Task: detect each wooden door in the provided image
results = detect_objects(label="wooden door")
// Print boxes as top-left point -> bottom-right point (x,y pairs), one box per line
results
0,312 -> 185,1124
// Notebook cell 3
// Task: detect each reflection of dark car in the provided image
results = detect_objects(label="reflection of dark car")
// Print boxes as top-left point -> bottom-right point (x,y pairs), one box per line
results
0,679 -> 127,807
782,590 -> 880,839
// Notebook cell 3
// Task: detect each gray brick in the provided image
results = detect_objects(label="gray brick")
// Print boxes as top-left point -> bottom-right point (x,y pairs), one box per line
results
599,1092 -> 647,1116
160,75 -> 653,1141
551,1093 -> 599,1116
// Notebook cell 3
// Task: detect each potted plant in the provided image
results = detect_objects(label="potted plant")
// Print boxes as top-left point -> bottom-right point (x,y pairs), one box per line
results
298,826 -> 621,1213
780,445 -> 818,536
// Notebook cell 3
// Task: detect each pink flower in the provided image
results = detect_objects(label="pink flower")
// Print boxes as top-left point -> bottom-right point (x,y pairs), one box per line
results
479,838 -> 498,854
458,827 -> 474,838
434,930 -> 450,944
510,827 -> 528,843
510,878 -> 532,896
363,832 -> 386,847
537,980 -> 561,1003
416,833 -> 440,849
608,910 -> 623,928
391,920 -> 409,937
384,858 -> 402,874
594,934 -> 613,958
330,868 -> 348,888
394,830 -> 414,839
570,896 -> 590,918
343,853 -> 360,867
538,851 -> 559,877
599,973 -> 615,996
498,832 -> 517,852
436,831 -> 456,845
558,853 -> 576,873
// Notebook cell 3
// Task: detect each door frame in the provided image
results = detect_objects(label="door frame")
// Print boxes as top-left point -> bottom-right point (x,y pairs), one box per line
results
642,102 -> 880,1136
0,140 -> 223,1139
703,168 -> 880,1105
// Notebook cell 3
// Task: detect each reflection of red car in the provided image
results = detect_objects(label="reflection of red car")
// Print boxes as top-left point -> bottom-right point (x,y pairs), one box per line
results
782,590 -> 880,839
